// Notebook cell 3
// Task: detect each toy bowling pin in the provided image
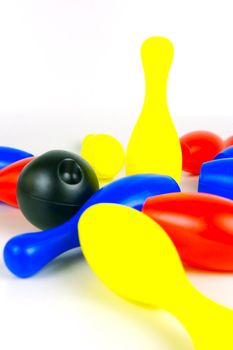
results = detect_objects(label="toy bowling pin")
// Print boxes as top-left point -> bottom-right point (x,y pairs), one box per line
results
81,134 -> 125,179
79,203 -> 233,350
0,146 -> 33,170
126,37 -> 182,183
215,145 -> 233,160
180,131 -> 224,175
143,192 -> 233,271
4,174 -> 180,277
199,158 -> 233,200
0,157 -> 33,206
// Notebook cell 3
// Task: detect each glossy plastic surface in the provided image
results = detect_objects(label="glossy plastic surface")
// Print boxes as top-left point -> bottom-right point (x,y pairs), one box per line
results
17,150 -> 99,229
198,158 -> 233,200
215,145 -> 233,160
79,203 -> 233,350
81,134 -> 125,179
180,131 -> 224,175
143,192 -> 233,271
0,146 -> 33,170
225,136 -> 233,148
126,37 -> 182,183
0,157 -> 34,206
3,174 -> 180,278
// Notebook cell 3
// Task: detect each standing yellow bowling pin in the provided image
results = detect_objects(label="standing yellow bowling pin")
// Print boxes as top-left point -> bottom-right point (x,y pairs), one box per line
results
126,37 -> 182,183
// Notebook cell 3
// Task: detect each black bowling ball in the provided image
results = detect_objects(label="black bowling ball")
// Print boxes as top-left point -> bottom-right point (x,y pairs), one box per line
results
17,150 -> 99,229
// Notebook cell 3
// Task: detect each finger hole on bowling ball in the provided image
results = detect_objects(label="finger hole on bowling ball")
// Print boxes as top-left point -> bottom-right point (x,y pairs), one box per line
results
58,158 -> 83,185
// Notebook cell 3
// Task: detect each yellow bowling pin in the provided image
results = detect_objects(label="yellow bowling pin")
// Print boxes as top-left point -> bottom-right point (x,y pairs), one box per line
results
126,37 -> 182,183
79,204 -> 233,350
81,134 -> 125,180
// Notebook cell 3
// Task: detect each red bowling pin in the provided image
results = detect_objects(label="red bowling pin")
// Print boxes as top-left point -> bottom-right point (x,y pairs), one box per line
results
225,135 -> 233,148
143,192 -> 233,271
180,131 -> 224,175
0,157 -> 34,207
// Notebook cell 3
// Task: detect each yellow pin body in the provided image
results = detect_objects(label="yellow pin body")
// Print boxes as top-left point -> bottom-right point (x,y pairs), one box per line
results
81,134 -> 125,180
126,37 -> 182,183
79,203 -> 233,350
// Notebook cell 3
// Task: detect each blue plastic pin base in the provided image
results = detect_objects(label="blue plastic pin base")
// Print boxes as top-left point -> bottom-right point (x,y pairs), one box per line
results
4,174 -> 180,278
215,146 -> 233,160
198,158 -> 233,200
0,146 -> 33,169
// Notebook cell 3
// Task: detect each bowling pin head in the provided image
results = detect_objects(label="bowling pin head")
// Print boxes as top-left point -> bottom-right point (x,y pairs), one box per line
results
199,158 -> 233,200
180,130 -> 224,175
79,203 -> 187,307
141,37 -> 174,101
81,134 -> 125,179
17,150 -> 99,229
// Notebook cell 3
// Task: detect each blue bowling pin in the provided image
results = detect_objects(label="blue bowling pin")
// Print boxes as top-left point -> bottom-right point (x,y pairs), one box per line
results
0,146 -> 33,169
198,158 -> 233,200
4,174 -> 180,278
215,146 -> 233,160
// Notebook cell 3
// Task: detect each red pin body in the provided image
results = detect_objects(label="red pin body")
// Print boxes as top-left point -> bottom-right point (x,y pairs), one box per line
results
143,192 -> 233,271
0,157 -> 34,207
180,131 -> 224,175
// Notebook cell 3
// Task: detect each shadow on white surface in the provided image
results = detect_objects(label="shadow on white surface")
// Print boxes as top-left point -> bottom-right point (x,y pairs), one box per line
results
0,246 -> 194,350
180,172 -> 199,192
0,203 -> 38,237
42,252 -> 195,350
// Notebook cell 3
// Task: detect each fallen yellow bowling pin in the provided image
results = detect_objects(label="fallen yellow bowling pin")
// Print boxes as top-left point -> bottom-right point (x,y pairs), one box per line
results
81,134 -> 125,179
79,204 -> 233,350
126,37 -> 182,183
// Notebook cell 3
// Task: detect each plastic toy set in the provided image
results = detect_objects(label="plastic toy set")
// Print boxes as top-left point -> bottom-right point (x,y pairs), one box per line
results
1,37 -> 233,350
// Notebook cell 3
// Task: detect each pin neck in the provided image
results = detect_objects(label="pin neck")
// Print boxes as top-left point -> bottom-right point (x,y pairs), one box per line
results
143,69 -> 170,112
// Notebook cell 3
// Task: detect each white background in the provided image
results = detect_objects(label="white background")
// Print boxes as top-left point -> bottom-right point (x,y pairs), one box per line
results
0,1 -> 232,349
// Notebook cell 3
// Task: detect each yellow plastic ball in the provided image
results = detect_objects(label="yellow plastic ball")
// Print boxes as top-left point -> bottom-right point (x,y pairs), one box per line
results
81,134 -> 125,179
